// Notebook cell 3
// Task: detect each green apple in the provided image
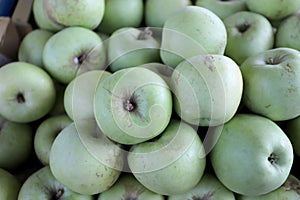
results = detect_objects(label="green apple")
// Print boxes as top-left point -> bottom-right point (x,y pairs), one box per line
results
94,67 -> 173,145
49,119 -> 123,195
195,0 -> 247,19
138,62 -> 174,85
18,29 -> 54,68
0,168 -> 21,200
245,0 -> 300,20
97,173 -> 164,200
34,114 -> 72,165
236,174 -> 300,199
96,0 -> 143,35
108,27 -> 161,72
275,12 -> 300,51
171,54 -> 243,126
64,70 -> 111,120
210,114 -> 294,196
223,11 -> 274,65
127,120 -> 206,196
18,166 -> 93,200
285,116 -> 300,157
160,6 -> 227,68
240,47 -> 300,121
48,81 -> 67,116
43,26 -> 106,84
0,62 -> 56,123
145,0 -> 192,27
168,173 -> 235,200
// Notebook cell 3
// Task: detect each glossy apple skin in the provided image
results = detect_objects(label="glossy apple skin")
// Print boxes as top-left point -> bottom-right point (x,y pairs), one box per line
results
240,47 -> 300,121
0,168 -> 20,200
210,114 -> 294,196
128,120 -> 206,196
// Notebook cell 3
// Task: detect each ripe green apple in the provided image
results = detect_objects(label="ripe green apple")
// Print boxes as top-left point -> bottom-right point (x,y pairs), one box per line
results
285,116 -> 300,157
168,173 -> 235,200
195,0 -> 247,19
127,120 -> 206,195
97,173 -> 164,200
96,0 -> 143,35
108,27 -> 161,72
34,114 -> 72,165
94,67 -> 172,145
18,29 -> 54,68
223,11 -> 274,65
43,26 -> 106,84
0,115 -> 33,170
245,0 -> 300,20
0,62 -> 56,123
64,70 -> 111,120
171,54 -> 243,126
236,174 -> 300,199
0,168 -> 21,200
18,166 -> 93,200
160,6 -> 227,68
145,0 -> 192,27
240,47 -> 300,121
49,119 -> 123,195
210,114 -> 294,196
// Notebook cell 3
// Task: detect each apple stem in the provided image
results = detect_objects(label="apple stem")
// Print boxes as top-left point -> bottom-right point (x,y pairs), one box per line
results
17,92 -> 25,104
124,99 -> 136,112
237,22 -> 251,33
53,188 -> 64,200
73,54 -> 87,65
137,27 -> 152,40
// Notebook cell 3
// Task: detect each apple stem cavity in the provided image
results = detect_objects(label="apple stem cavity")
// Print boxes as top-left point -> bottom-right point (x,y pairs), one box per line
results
124,98 -> 136,112
237,22 -> 251,33
17,92 -> 25,104
73,54 -> 88,65
52,188 -> 64,200
137,27 -> 152,40
268,153 -> 279,164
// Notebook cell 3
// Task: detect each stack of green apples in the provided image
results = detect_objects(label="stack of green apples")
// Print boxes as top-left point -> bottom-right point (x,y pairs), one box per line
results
1,0 -> 300,199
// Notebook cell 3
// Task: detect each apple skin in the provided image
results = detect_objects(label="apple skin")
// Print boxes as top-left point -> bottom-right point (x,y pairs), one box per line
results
168,173 -> 235,200
210,114 -> 294,196
97,173 -> 164,200
223,11 -> 274,65
284,116 -> 300,157
0,62 -> 56,123
108,27 -> 161,72
94,67 -> 173,145
240,47 -> 300,121
18,29 -> 54,68
145,0 -> 192,27
160,6 -> 227,68
64,70 -> 111,120
138,62 -> 174,85
236,174 -> 300,200
195,0 -> 247,19
18,166 -> 93,200
96,0 -> 143,35
0,168 -> 21,200
49,119 -> 123,195
48,82 -> 66,116
245,0 -> 300,20
34,114 -> 72,166
170,54 -> 243,126
43,26 -> 106,84
127,120 -> 206,196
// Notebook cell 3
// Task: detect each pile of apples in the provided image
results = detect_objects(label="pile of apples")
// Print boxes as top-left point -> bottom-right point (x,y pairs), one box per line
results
1,0 -> 300,199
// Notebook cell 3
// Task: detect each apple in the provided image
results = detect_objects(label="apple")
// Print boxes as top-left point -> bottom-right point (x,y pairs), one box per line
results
284,116 -> 300,157
94,67 -> 173,145
49,118 -> 123,195
0,168 -> 20,200
97,173 -> 164,200
170,54 -> 243,126
33,0 -> 105,31
236,174 -> 300,199
48,81 -> 67,116
210,114 -> 294,196
223,11 -> 274,65
108,27 -> 161,72
18,166 -> 93,200
245,0 -> 300,20
18,29 -> 54,68
160,6 -> 227,68
43,26 -> 106,84
195,0 -> 247,19
64,70 -> 111,120
168,173 -> 235,200
145,0 -> 192,27
34,114 -> 72,166
240,47 -> 300,121
138,62 -> 174,85
127,119 -> 206,196
96,0 -> 144,35
0,62 -> 56,123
